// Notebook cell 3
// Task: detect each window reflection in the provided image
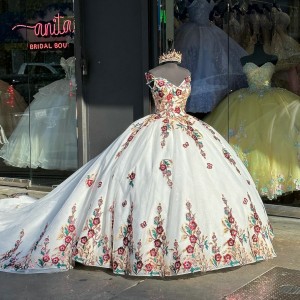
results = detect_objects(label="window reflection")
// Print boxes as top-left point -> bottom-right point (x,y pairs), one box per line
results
0,0 -> 76,186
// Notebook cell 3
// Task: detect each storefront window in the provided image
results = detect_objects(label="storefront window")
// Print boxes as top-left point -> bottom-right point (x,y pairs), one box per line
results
0,0 -> 76,187
158,0 -> 300,207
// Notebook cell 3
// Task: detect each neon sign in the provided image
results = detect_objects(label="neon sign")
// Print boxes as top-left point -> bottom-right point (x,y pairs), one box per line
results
12,13 -> 74,38
29,42 -> 69,50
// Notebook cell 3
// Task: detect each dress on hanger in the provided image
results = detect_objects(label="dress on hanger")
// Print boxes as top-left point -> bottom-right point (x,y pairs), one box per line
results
204,62 -> 300,200
259,13 -> 273,55
270,8 -> 300,94
0,80 -> 27,138
174,0 -> 248,113
244,11 -> 273,55
0,70 -> 275,276
223,10 -> 242,45
270,8 -> 300,71
0,57 -> 77,170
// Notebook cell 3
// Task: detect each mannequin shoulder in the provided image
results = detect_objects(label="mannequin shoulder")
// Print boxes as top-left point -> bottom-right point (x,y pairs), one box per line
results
178,65 -> 191,77
147,63 -> 191,86
240,54 -> 278,67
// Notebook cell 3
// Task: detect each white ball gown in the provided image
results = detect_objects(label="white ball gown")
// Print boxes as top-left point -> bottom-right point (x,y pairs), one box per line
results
174,0 -> 248,113
0,57 -> 77,170
0,71 -> 275,276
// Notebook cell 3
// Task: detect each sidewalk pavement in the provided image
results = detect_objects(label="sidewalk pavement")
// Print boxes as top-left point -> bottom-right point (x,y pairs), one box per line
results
0,186 -> 300,300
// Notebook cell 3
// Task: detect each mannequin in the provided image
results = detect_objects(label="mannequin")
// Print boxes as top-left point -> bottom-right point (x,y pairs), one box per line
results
148,49 -> 190,87
240,40 -> 278,67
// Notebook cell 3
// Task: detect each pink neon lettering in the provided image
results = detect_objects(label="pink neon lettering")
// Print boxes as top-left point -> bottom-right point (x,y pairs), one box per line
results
12,13 -> 74,38
54,42 -> 68,49
28,42 -> 69,50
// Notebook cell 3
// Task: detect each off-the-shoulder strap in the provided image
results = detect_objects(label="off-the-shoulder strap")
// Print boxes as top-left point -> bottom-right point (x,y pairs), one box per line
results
145,72 -> 155,88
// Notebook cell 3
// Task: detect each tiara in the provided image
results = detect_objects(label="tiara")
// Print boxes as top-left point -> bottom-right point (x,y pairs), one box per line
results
159,49 -> 182,64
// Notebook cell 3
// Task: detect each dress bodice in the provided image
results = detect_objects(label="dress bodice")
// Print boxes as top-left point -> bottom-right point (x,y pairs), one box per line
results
243,62 -> 275,92
60,56 -> 75,80
145,73 -> 191,116
187,0 -> 214,26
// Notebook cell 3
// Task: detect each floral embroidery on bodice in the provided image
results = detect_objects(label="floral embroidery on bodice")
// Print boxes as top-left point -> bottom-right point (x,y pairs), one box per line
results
243,62 -> 275,92
145,73 -> 191,117
187,0 -> 214,26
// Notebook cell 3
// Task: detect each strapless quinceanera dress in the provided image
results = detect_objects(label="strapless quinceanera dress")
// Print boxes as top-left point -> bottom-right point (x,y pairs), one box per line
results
204,62 -> 300,200
0,72 -> 275,276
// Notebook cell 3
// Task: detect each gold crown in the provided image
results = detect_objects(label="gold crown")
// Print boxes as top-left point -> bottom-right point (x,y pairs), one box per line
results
159,49 -> 182,64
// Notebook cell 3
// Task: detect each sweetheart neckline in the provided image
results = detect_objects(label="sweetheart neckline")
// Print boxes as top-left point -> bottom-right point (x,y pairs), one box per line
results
243,62 -> 275,69
146,73 -> 191,89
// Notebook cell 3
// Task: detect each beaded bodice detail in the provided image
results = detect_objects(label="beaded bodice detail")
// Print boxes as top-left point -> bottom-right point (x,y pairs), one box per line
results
60,56 -> 75,80
243,62 -> 275,92
145,73 -> 191,116
187,0 -> 214,26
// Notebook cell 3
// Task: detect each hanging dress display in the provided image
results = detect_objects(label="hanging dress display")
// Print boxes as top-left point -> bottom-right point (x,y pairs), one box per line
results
174,0 -> 248,113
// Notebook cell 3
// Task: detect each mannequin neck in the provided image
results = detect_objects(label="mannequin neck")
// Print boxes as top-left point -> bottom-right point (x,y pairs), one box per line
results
240,43 -> 278,67
148,63 -> 191,86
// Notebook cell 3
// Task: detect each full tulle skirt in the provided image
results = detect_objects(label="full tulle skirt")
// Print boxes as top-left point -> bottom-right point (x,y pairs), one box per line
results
0,79 -> 77,170
204,88 -> 300,199
0,113 -> 275,276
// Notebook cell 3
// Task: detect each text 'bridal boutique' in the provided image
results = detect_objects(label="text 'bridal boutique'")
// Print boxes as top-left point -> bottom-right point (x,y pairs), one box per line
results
0,50 -> 275,277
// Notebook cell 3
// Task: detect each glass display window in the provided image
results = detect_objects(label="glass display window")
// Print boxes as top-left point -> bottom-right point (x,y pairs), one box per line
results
156,0 -> 300,206
0,0 -> 77,187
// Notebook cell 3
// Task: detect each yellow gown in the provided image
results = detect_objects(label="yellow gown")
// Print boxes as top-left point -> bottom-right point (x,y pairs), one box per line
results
204,61 -> 300,200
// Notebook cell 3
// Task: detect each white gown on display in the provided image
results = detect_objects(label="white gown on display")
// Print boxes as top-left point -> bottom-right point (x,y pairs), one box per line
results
0,72 -> 275,276
174,0 -> 248,113
0,57 -> 77,170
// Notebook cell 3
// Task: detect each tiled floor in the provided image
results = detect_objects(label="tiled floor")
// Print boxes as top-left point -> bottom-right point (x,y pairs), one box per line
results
225,267 -> 300,300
